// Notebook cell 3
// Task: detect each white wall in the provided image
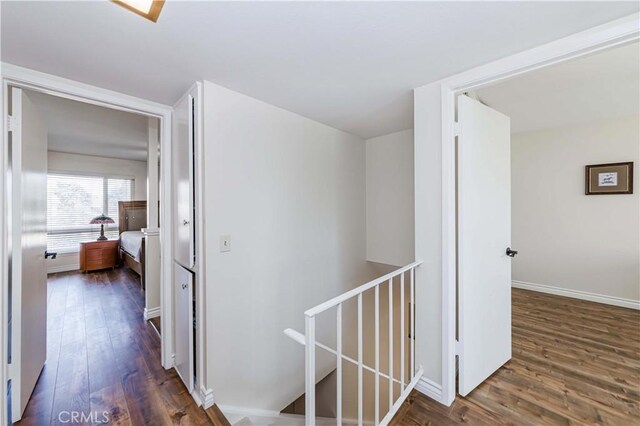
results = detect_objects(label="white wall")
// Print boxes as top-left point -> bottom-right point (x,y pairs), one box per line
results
47,151 -> 147,273
512,115 -> 640,305
202,81 -> 377,413
366,129 -> 415,267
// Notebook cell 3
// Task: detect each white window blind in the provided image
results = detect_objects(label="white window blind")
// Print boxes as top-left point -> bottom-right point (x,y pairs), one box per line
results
47,173 -> 134,252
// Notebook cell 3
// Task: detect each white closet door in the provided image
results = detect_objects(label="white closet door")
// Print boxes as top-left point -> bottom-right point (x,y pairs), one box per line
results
174,263 -> 194,392
458,95 -> 512,396
172,92 -> 195,268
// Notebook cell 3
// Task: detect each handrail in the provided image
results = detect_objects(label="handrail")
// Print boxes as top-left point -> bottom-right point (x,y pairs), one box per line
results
287,260 -> 423,426
304,260 -> 423,317
283,328 -> 305,346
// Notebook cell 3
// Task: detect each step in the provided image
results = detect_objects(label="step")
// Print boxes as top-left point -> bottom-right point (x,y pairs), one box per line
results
219,406 -> 337,426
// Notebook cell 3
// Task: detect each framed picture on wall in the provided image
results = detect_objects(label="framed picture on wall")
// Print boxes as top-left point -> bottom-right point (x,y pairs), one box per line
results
585,162 -> 634,195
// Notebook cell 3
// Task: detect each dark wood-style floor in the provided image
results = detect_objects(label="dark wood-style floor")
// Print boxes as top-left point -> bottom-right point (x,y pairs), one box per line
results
16,269 -> 214,426
392,289 -> 640,425
19,271 -> 639,425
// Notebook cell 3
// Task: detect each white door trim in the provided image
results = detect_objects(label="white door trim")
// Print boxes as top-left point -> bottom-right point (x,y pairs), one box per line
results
436,13 -> 640,406
0,63 -> 175,424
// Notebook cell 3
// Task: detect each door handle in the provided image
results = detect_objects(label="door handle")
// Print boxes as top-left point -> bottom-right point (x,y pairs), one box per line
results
182,283 -> 188,290
182,220 -> 190,226
45,251 -> 57,260
506,247 -> 518,258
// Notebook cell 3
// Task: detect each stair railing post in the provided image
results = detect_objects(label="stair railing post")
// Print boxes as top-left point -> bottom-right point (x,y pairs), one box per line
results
400,272 -> 405,389
337,303 -> 343,426
410,267 -> 415,377
305,314 -> 316,426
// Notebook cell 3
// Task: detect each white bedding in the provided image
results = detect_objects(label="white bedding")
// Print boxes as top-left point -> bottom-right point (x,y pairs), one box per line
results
120,231 -> 144,261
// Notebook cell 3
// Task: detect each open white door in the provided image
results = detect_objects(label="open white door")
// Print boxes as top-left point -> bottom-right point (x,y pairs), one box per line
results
457,95 -> 512,396
8,87 -> 48,421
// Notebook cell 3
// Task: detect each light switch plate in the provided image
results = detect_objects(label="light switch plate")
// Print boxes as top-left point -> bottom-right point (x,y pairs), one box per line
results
220,235 -> 231,252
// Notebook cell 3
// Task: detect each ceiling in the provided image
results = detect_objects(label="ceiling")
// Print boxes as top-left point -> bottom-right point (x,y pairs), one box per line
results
2,2 -> 638,139
27,90 -> 149,161
475,41 -> 640,134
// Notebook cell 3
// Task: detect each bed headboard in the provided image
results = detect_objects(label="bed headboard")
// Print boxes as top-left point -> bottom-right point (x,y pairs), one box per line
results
118,201 -> 148,234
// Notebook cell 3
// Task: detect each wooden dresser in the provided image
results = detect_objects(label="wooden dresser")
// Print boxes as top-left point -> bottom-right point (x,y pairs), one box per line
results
79,240 -> 119,272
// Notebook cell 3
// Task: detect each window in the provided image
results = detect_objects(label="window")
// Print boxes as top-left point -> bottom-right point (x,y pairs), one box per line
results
47,173 -> 134,253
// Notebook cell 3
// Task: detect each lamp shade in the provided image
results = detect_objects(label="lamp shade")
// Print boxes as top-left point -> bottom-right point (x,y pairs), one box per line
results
90,214 -> 115,225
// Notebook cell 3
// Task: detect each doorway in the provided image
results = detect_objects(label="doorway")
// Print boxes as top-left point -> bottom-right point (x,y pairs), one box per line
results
421,16 -> 640,405
451,40 -> 639,420
2,72 -> 174,423
9,86 -> 161,423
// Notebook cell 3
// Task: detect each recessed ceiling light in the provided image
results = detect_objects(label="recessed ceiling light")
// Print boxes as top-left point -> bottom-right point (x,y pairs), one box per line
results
112,0 -> 165,23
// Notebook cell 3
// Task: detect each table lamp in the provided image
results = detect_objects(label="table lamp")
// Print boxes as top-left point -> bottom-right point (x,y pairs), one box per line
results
90,214 -> 115,241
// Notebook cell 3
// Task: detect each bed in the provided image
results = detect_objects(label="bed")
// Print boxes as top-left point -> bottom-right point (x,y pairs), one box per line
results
118,200 -> 147,289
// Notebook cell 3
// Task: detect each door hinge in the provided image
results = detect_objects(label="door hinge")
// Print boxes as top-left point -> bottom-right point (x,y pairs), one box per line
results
6,362 -> 15,381
453,121 -> 461,137
455,339 -> 462,356
7,115 -> 18,133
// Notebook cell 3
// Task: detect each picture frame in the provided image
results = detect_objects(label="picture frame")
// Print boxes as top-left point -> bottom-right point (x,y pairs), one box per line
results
585,162 -> 633,195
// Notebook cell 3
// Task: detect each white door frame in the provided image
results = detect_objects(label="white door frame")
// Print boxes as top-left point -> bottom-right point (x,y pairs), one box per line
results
0,63 -> 175,424
436,13 -> 639,406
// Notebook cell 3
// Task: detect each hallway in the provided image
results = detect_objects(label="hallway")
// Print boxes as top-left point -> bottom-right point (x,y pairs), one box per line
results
16,269 -> 211,425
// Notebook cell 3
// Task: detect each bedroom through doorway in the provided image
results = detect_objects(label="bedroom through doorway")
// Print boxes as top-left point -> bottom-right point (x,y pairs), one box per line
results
8,87 -> 169,424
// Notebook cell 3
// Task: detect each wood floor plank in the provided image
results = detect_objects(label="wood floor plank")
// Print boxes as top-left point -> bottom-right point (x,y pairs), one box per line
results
89,382 -> 131,426
204,404 -> 233,426
15,269 -> 220,426
511,337 -> 640,385
511,326 -> 640,369
391,289 -> 640,425
86,329 -> 121,394
121,369 -> 169,425
506,357 -> 639,419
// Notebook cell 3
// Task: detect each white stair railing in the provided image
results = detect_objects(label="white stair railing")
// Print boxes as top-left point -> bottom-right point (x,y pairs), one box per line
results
284,260 -> 424,426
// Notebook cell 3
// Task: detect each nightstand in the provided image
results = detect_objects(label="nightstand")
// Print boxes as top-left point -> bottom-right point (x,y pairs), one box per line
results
79,239 -> 119,272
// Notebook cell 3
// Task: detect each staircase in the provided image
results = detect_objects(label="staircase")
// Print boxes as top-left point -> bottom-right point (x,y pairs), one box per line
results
281,369 -> 337,418
209,261 -> 423,426
284,261 -> 424,425
219,407 -> 337,426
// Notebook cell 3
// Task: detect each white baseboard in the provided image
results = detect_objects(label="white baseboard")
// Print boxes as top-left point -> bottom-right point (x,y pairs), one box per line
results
512,280 -> 640,310
191,390 -> 203,407
47,263 -> 79,274
199,386 -> 215,409
415,376 -> 444,404
143,306 -> 161,320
